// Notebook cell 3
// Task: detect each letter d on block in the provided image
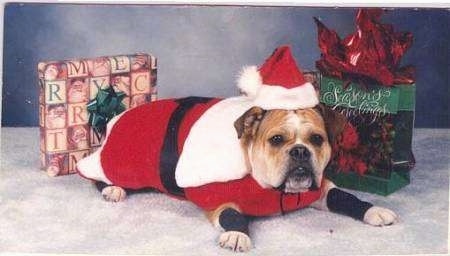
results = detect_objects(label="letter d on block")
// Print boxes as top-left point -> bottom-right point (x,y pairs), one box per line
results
110,56 -> 130,74
45,81 -> 66,104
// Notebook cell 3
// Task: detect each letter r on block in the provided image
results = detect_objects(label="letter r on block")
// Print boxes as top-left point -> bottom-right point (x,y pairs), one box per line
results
68,103 -> 88,126
45,81 -> 66,104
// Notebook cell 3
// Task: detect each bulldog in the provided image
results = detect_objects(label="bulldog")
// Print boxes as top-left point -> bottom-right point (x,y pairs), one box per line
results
76,46 -> 397,252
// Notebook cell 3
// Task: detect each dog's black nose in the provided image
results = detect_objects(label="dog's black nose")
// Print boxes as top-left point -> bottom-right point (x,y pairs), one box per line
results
289,146 -> 310,161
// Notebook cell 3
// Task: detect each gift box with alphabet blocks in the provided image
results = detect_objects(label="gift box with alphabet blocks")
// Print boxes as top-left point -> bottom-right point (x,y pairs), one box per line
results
38,53 -> 157,176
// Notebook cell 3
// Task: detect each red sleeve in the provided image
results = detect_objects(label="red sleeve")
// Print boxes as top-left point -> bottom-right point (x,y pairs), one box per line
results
184,175 -> 323,217
184,175 -> 282,216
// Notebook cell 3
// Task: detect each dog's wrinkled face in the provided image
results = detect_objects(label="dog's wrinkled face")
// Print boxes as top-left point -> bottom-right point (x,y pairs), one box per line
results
235,105 -> 345,193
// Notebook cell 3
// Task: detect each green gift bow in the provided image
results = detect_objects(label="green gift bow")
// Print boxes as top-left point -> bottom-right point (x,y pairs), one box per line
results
87,86 -> 126,134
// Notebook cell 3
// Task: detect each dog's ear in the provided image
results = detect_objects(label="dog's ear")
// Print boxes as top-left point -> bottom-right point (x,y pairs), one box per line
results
234,106 -> 266,139
315,104 -> 347,144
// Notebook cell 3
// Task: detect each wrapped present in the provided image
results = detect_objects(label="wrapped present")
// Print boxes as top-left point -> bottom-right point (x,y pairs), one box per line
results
38,53 -> 157,176
315,9 -> 415,195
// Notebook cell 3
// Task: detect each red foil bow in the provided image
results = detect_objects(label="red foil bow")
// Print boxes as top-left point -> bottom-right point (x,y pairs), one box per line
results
315,9 -> 415,86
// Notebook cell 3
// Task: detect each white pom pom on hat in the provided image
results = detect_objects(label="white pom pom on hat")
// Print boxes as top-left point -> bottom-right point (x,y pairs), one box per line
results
237,45 -> 319,110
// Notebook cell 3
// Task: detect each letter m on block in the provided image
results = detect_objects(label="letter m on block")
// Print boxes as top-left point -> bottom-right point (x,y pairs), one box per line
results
90,127 -> 105,147
69,150 -> 90,173
67,60 -> 88,78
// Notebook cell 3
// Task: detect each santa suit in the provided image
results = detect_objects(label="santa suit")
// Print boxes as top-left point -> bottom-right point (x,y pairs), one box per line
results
77,96 -> 322,217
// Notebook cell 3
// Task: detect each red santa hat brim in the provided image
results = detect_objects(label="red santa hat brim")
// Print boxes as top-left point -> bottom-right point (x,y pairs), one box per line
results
237,65 -> 319,110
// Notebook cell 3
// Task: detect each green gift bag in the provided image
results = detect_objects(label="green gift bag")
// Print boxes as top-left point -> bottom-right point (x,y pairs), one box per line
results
320,75 -> 416,196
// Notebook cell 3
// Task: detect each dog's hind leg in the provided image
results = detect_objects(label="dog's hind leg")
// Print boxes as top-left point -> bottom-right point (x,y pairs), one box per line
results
94,181 -> 127,202
94,181 -> 159,202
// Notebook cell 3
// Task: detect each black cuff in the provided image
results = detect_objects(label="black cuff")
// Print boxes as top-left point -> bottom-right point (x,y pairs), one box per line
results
95,181 -> 110,192
219,208 -> 249,234
326,188 -> 373,220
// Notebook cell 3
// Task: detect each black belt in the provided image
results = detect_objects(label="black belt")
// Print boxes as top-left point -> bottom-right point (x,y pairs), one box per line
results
159,97 -> 214,197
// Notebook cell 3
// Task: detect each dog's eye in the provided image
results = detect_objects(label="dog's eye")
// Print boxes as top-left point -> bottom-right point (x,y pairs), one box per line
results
269,135 -> 284,146
310,134 -> 324,146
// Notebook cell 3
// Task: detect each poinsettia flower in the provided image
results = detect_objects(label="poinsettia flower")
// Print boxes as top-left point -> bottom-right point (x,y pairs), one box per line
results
353,160 -> 368,175
340,123 -> 359,150
337,154 -> 351,172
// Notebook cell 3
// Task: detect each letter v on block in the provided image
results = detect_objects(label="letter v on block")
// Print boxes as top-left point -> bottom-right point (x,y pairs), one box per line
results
90,76 -> 110,100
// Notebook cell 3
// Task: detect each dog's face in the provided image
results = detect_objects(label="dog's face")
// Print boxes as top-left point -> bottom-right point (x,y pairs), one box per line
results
234,104 -> 345,193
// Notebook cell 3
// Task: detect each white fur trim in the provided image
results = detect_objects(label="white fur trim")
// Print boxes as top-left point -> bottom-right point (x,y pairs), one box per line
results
76,149 -> 112,184
236,66 -> 262,98
175,96 -> 254,188
253,82 -> 319,110
76,111 -> 127,184
236,65 -> 319,110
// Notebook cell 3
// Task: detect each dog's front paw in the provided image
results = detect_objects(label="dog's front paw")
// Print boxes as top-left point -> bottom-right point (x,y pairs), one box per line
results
364,206 -> 398,226
219,231 -> 252,252
101,186 -> 126,202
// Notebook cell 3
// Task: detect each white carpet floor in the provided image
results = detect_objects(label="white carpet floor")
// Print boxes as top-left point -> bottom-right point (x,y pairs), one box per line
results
0,128 -> 448,255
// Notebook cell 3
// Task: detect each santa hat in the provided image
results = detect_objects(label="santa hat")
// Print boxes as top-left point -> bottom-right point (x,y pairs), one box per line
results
237,45 -> 319,110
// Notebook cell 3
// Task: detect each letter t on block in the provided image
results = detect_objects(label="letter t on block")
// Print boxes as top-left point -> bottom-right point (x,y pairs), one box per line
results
45,129 -> 68,152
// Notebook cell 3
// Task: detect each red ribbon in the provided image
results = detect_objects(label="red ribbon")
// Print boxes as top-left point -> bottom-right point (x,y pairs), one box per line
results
315,9 -> 415,87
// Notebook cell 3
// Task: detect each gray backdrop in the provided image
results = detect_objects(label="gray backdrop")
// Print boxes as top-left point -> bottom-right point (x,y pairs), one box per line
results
2,4 -> 449,127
